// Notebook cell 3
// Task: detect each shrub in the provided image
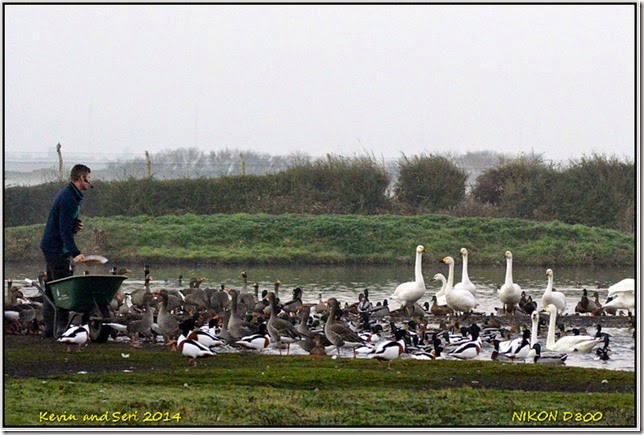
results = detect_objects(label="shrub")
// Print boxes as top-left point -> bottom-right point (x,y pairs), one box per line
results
394,154 -> 467,212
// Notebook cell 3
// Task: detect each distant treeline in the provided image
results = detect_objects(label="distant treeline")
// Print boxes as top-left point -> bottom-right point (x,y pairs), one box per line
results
4,153 -> 634,233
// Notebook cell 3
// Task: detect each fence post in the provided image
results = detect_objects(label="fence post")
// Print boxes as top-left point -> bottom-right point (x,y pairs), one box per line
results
56,143 -> 63,182
145,151 -> 151,178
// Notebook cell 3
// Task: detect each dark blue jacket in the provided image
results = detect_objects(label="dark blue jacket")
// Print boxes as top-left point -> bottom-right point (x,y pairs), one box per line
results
40,183 -> 83,258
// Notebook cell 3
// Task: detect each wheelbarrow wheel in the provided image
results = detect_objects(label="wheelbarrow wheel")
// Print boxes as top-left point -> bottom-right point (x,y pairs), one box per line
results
89,305 -> 111,343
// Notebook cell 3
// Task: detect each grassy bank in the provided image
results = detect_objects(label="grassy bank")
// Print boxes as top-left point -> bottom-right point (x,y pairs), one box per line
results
4,213 -> 634,266
2,336 -> 636,428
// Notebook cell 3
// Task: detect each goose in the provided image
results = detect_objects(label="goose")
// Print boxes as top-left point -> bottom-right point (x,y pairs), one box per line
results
498,251 -> 521,314
123,291 -> 154,348
266,292 -> 301,355
314,293 -> 327,315
542,304 -> 602,353
189,277 -> 206,289
324,298 -> 365,358
227,289 -> 258,340
541,269 -> 566,314
129,275 -> 153,308
453,248 -> 477,296
390,245 -> 426,309
367,329 -> 408,368
58,321 -> 90,352
295,305 -> 333,352
432,273 -> 448,306
156,290 -> 180,350
441,256 -> 478,315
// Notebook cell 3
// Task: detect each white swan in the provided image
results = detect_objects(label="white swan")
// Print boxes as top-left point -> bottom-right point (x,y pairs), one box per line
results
542,304 -> 602,353
390,245 -> 426,308
603,278 -> 635,313
541,268 -> 566,314
432,273 -> 448,306
607,278 -> 634,296
498,251 -> 522,313
453,248 -> 477,297
441,256 -> 478,314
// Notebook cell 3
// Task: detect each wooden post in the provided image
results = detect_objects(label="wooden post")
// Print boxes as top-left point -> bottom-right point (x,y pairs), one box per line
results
145,150 -> 151,178
56,143 -> 63,182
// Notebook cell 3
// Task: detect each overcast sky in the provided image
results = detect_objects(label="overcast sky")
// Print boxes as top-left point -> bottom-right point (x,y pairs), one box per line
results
4,3 -> 636,163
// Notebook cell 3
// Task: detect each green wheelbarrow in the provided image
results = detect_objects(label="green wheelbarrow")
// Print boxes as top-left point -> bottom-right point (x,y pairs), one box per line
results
26,274 -> 127,342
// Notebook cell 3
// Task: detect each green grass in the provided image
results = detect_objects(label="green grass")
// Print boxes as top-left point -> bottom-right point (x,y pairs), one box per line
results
4,213 -> 634,266
3,344 -> 636,427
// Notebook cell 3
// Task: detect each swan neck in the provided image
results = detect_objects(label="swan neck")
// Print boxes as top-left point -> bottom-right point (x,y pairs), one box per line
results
415,251 -> 424,286
546,310 -> 557,349
530,316 -> 538,347
446,262 -> 455,292
504,257 -> 514,285
461,254 -> 470,281
546,275 -> 553,294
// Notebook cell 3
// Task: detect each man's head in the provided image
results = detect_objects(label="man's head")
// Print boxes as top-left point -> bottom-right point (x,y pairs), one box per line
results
70,164 -> 92,190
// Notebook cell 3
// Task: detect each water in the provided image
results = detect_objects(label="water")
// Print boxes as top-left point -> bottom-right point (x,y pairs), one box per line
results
4,262 -> 635,372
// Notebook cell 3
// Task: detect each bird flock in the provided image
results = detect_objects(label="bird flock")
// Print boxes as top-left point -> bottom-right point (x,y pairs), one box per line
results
4,247 -> 635,368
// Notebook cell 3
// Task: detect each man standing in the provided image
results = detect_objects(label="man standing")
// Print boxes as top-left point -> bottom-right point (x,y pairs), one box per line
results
39,164 -> 92,337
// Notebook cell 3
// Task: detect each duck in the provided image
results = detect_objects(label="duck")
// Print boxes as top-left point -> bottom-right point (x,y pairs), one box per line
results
441,256 -> 478,315
281,287 -> 303,314
527,343 -> 568,365
520,295 -> 538,315
498,251 -> 521,314
432,273 -> 448,306
324,298 -> 365,358
574,288 -> 599,314
236,332 -> 271,351
266,292 -> 302,355
308,334 -> 328,357
110,267 -> 132,275
446,324 -> 482,360
453,248 -> 477,296
541,269 -> 566,314
429,295 -> 454,317
177,328 -> 216,366
542,304 -> 602,353
58,320 -> 90,352
357,289 -> 373,313
367,329 -> 408,368
390,245 -> 426,309
187,328 -> 226,349
367,299 -> 390,319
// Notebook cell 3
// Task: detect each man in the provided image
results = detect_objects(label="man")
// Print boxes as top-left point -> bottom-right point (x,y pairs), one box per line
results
39,164 -> 92,337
